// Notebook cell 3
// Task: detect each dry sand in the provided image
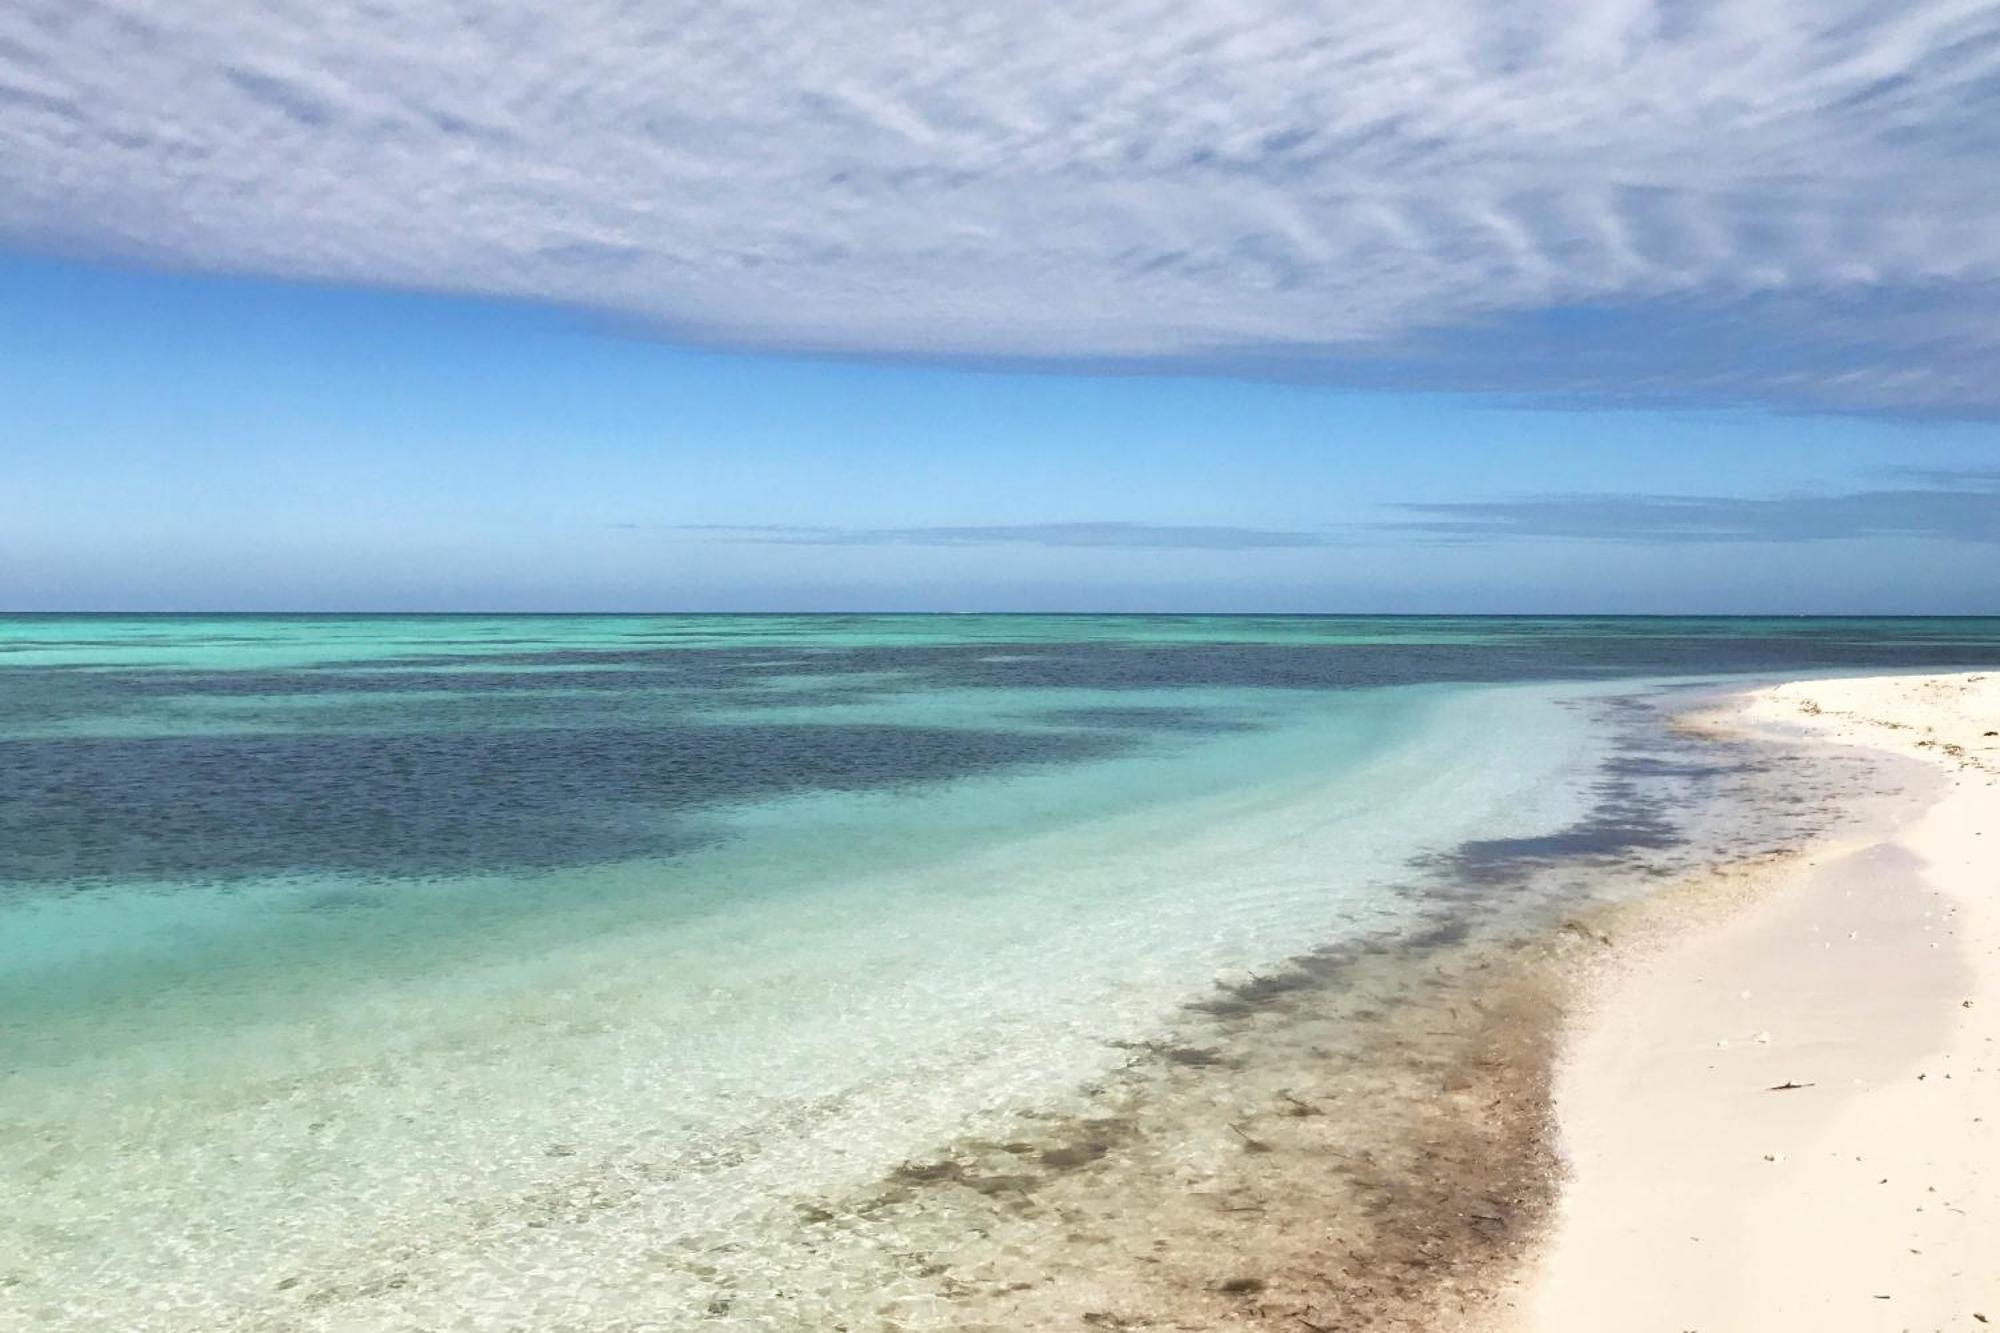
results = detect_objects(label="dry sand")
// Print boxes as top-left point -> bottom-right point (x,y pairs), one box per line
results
1519,672 -> 2000,1332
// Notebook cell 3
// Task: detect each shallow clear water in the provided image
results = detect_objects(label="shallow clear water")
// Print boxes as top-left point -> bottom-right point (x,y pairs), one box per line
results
4,615 -> 1999,1329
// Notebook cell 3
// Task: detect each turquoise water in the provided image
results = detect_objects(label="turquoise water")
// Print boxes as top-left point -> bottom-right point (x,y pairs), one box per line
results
4,615 -> 1999,1329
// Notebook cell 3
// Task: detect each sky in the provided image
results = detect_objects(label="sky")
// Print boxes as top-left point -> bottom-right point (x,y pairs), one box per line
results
2,0 -> 1997,612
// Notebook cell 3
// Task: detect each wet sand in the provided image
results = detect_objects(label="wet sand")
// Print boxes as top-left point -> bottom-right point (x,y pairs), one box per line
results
1521,673 -> 2000,1331
794,674 -> 1984,1333
657,685 -> 1916,1330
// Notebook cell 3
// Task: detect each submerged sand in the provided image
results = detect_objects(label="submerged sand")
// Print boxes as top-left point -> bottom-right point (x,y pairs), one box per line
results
635,683 -> 1922,1330
1521,673 -> 2000,1331
806,673 -> 1993,1333
619,678 -> 1944,1332
16,675 -> 1980,1330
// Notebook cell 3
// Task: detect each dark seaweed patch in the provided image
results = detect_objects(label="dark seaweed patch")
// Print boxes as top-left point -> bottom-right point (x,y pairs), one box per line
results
1027,706 -> 1260,734
0,723 -> 1123,886
7,618 -> 1998,893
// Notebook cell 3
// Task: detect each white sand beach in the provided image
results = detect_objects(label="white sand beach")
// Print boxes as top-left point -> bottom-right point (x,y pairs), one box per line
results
1523,673 -> 1999,1331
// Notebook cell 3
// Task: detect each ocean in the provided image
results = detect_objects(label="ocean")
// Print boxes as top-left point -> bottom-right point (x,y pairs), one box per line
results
5,614 -> 1998,1330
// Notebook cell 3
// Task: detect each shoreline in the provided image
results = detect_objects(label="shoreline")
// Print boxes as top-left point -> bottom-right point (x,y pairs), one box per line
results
1515,672 -> 1999,1330
7,670 -> 1985,1330
589,676 -> 1953,1331
641,678 -> 1907,1330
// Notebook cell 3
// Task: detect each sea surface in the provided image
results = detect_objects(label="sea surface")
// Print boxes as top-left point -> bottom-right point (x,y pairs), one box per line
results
5,614 -> 1999,1330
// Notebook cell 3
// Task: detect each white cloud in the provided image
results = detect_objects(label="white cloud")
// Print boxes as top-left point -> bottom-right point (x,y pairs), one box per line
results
2,0 -> 1997,408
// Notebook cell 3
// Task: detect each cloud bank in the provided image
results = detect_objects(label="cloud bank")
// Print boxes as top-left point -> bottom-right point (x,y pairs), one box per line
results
4,1 -> 1999,411
1392,472 -> 2000,544
660,523 -> 1331,550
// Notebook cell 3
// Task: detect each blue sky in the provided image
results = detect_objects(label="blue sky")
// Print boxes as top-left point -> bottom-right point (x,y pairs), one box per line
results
2,1 -> 1997,612
5,254 -> 1995,612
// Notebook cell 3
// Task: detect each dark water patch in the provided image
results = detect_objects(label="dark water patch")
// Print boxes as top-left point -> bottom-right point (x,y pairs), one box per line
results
258,626 -> 2000,697
1027,706 -> 1261,734
164,667 -> 730,697
15,622 -> 2000,741
1417,690 -> 1782,890
297,887 -> 391,913
1187,967 -> 1324,1020
1436,810 -> 1683,885
881,1115 -> 1143,1210
1400,916 -> 1476,952
0,671 -> 908,739
843,629 -> 2000,689
0,723 -> 1124,887
1603,754 -> 1742,779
